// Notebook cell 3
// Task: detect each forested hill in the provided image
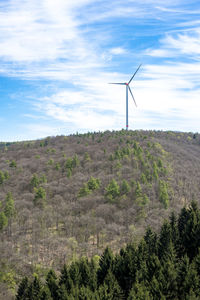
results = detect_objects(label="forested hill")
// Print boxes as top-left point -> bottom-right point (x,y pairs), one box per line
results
0,129 -> 200,298
16,201 -> 200,299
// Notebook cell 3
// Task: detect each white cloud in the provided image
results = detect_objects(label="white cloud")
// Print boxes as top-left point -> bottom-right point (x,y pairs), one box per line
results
109,47 -> 127,55
1,0 -> 200,139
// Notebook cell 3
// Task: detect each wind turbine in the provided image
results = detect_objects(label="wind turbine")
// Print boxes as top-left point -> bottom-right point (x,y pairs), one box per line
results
109,64 -> 141,130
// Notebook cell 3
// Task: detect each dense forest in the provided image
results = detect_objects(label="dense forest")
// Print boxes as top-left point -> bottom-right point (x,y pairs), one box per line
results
0,129 -> 200,298
16,201 -> 200,299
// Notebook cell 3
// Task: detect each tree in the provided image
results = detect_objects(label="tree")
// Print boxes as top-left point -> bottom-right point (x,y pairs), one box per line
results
72,154 -> 80,168
158,180 -> 169,209
30,174 -> 40,189
46,270 -> 60,300
105,179 -> 120,203
99,270 -> 124,299
4,192 -> 15,236
78,183 -> 91,198
9,160 -> 17,168
87,177 -> 100,191
0,211 -> 8,231
97,247 -> 114,285
120,179 -> 130,195
128,281 -> 151,300
0,171 -> 5,184
16,277 -> 29,300
4,192 -> 15,219
33,187 -> 46,208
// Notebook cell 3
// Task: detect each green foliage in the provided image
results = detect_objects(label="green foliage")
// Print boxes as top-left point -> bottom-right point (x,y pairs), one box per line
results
97,247 -> 114,285
87,177 -> 100,191
0,170 -> 5,184
30,174 -> 40,188
33,187 -> 46,208
55,163 -> 61,171
105,179 -> 120,203
0,211 -> 8,231
16,277 -> 28,300
158,180 -> 169,209
4,170 -> 9,180
4,192 -> 15,219
78,177 -> 100,197
120,179 -> 131,195
84,152 -> 91,162
47,158 -> 54,165
30,174 -> 47,189
16,201 -> 200,299
9,160 -> 17,168
78,183 -> 91,198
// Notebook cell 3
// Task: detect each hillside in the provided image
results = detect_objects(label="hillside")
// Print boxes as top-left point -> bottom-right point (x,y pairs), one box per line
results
16,201 -> 200,299
0,129 -> 200,297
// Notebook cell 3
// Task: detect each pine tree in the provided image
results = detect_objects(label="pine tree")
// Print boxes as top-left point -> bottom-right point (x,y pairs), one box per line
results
97,247 -> 114,285
158,220 -> 172,260
105,179 -> 120,203
4,192 -> 15,236
26,275 -> 42,300
0,211 -> 8,231
33,186 -> 46,208
30,174 -> 40,188
0,170 -> 5,184
78,183 -> 91,197
120,179 -> 131,195
158,180 -> 169,209
16,276 -> 29,300
4,192 -> 15,219
46,269 -> 60,300
144,227 -> 158,256
87,177 -> 100,191
39,286 -> 53,300
128,281 -> 151,300
59,264 -> 73,292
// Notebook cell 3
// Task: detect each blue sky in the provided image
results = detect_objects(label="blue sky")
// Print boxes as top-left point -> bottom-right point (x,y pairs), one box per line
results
0,0 -> 200,141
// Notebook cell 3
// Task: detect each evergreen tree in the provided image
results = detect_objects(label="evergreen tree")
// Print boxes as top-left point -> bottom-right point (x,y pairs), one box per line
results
0,211 -> 8,231
87,177 -> 100,191
4,192 -> 15,219
59,264 -> 73,292
39,286 -> 53,300
128,281 -> 151,300
158,180 -> 169,209
144,227 -> 158,256
69,261 -> 81,286
97,247 -> 114,285
178,201 -> 200,259
46,269 -> 60,300
105,179 -> 120,203
26,275 -> 42,300
4,192 -> 15,235
16,276 -> 29,300
9,160 -> 17,168
120,179 -> 131,195
158,220 -> 172,260
103,269 -> 124,299
78,183 -> 91,197
30,174 -> 40,188
72,154 -> 80,168
177,255 -> 200,298
33,187 -> 46,208
0,170 -> 5,184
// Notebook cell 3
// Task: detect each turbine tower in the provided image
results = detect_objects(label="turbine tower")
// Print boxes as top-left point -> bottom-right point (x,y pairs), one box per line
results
109,64 -> 141,130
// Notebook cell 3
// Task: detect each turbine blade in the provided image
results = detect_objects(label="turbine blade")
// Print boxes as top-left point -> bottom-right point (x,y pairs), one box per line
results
128,86 -> 137,107
128,64 -> 142,84
108,83 -> 126,85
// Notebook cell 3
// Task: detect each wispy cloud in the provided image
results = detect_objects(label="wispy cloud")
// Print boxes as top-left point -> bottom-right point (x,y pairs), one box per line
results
0,0 -> 200,140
